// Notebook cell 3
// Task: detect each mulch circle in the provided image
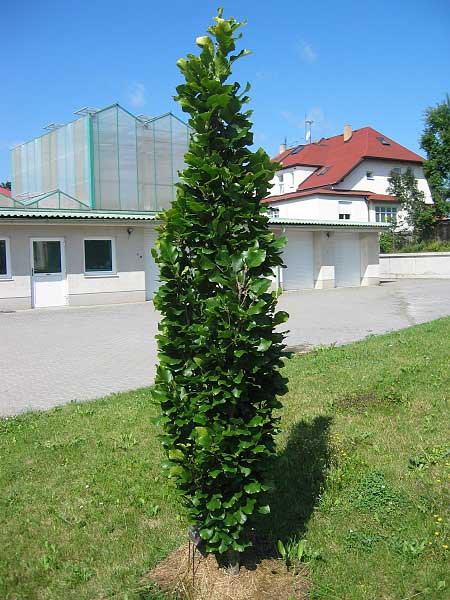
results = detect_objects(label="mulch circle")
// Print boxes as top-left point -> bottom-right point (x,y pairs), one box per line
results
144,539 -> 309,600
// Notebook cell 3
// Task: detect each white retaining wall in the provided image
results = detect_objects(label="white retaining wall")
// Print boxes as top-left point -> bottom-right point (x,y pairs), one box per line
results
379,252 -> 450,279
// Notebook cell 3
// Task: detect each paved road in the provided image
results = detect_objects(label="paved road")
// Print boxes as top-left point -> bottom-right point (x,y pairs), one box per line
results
1,279 -> 449,416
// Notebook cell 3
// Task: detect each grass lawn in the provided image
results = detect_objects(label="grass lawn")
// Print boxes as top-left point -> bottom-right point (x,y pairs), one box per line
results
1,317 -> 449,599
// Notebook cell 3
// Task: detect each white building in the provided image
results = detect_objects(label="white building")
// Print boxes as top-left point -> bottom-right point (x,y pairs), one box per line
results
0,114 -> 393,311
259,125 -> 432,291
266,125 -> 432,224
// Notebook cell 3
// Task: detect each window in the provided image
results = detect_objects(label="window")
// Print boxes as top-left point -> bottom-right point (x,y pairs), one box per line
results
290,145 -> 304,155
392,167 -> 401,175
268,206 -> 280,218
375,206 -> 398,223
278,174 -> 284,194
84,238 -> 116,275
0,238 -> 11,279
339,213 -> 350,220
290,172 -> 295,188
33,240 -> 62,274
377,136 -> 391,146
366,171 -> 374,180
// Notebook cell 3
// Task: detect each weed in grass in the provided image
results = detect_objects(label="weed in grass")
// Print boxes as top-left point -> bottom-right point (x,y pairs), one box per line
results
389,537 -> 427,558
344,529 -> 384,553
409,445 -> 450,470
349,470 -> 407,513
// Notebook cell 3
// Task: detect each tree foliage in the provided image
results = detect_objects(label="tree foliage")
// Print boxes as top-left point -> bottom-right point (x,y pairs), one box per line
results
151,9 -> 288,561
387,168 -> 435,240
420,94 -> 450,213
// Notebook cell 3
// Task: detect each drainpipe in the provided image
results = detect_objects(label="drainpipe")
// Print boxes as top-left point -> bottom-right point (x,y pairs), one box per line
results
364,197 -> 370,221
278,226 -> 286,291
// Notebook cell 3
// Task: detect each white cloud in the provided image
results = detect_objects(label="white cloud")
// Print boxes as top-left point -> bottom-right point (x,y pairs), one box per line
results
298,40 -> 317,63
128,82 -> 147,108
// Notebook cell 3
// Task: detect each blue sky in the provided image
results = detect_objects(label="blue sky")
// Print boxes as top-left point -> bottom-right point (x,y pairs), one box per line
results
1,0 -> 449,182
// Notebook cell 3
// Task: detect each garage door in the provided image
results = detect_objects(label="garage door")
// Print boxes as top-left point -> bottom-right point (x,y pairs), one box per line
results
334,233 -> 361,287
143,228 -> 159,300
283,230 -> 314,290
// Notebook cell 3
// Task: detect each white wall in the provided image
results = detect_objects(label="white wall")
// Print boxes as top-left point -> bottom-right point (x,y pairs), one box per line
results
269,194 -> 369,221
0,223 -> 149,310
379,252 -> 450,279
269,165 -> 317,196
335,159 -> 432,203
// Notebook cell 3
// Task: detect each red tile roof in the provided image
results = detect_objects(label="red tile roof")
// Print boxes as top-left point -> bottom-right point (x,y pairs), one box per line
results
272,126 -> 424,192
367,193 -> 398,202
0,186 -> 11,197
263,188 -> 399,204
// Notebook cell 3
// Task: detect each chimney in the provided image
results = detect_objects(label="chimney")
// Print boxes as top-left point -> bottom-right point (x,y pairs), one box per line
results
279,142 -> 287,154
343,124 -> 352,142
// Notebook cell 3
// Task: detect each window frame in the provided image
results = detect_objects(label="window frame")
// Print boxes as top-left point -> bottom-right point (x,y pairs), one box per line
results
269,206 -> 280,218
366,170 -> 374,180
339,213 -> 351,220
0,237 -> 12,280
83,237 -> 117,277
375,206 -> 398,223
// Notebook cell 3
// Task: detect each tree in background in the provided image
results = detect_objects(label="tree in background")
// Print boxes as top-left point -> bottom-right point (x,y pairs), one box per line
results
0,181 -> 11,191
152,9 -> 288,574
387,168 -> 435,241
420,94 -> 450,218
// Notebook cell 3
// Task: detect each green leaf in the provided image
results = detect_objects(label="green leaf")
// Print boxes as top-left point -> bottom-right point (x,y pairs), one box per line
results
159,239 -> 178,264
244,482 -> 261,494
168,449 -> 184,461
277,539 -> 286,559
199,528 -> 214,540
206,497 -> 221,510
199,255 -> 215,270
192,427 -> 212,448
258,505 -> 270,515
256,339 -> 272,352
244,246 -> 266,268
249,278 -> 272,295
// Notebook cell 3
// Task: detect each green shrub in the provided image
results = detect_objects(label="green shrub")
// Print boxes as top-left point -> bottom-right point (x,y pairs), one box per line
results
152,9 -> 288,565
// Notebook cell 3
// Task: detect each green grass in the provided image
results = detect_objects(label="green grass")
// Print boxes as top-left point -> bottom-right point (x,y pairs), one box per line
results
1,318 -> 449,599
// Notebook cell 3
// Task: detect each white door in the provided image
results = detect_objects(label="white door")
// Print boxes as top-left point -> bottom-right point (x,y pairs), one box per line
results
143,228 -> 159,300
283,230 -> 314,290
30,238 -> 68,308
334,233 -> 361,287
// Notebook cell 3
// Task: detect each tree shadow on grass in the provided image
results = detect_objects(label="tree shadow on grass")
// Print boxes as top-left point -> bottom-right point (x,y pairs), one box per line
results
245,415 -> 333,566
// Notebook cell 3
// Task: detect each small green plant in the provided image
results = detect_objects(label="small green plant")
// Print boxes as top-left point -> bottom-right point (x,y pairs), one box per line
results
350,470 -> 407,513
277,538 -> 306,571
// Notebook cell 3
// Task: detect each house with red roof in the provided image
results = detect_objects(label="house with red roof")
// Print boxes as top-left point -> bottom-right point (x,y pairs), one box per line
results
257,125 -> 432,291
264,125 -> 432,225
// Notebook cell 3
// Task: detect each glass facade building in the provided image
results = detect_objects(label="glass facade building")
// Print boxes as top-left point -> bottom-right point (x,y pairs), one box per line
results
8,104 -> 190,212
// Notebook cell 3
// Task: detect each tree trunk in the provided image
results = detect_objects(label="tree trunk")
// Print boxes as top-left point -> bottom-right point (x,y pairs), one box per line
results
224,548 -> 240,575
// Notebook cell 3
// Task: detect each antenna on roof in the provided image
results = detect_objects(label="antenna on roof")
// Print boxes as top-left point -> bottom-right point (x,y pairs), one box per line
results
305,115 -> 313,144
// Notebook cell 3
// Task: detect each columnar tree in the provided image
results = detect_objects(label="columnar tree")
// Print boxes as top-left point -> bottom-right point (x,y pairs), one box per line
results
152,9 -> 288,572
